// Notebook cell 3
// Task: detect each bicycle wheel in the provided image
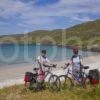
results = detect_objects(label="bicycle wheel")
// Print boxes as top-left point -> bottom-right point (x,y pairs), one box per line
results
48,75 -> 60,91
58,75 -> 73,90
29,82 -> 37,91
81,76 -> 91,88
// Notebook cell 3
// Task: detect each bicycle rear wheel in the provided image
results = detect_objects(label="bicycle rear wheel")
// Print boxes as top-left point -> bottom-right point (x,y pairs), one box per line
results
48,75 -> 60,92
81,76 -> 91,88
58,75 -> 73,90
29,80 -> 37,91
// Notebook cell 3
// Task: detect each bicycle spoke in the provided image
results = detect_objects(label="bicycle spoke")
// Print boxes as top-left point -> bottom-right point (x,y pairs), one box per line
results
48,75 -> 59,91
58,75 -> 73,90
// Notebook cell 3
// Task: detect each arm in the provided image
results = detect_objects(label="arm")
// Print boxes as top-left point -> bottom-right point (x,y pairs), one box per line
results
64,58 -> 73,69
37,56 -> 45,64
62,59 -> 71,69
44,58 -> 51,65
79,55 -> 83,66
37,56 -> 43,69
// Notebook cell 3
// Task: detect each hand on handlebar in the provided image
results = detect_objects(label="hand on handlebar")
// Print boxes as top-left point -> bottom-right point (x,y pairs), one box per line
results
61,63 -> 70,70
65,63 -> 70,67
61,66 -> 66,70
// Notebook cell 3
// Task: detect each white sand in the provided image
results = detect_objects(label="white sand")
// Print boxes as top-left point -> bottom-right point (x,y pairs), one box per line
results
0,55 -> 100,89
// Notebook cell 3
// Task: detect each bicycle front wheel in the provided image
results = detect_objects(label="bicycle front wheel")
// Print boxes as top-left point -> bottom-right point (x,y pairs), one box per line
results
58,75 -> 73,90
48,75 -> 60,91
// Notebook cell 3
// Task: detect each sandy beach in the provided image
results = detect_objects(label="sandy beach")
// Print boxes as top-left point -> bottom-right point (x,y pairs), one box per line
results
0,55 -> 100,89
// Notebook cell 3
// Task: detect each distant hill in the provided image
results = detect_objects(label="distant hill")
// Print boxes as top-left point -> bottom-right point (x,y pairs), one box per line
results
0,19 -> 100,51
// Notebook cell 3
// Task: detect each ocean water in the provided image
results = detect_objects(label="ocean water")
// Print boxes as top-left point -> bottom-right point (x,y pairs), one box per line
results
0,44 -> 96,66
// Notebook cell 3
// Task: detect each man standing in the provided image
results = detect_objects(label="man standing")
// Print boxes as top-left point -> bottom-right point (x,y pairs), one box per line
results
37,50 -> 50,89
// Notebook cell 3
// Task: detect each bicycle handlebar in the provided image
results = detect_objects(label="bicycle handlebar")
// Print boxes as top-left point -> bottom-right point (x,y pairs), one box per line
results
61,63 -> 69,70
80,66 -> 89,69
65,63 -> 70,67
61,63 -> 89,70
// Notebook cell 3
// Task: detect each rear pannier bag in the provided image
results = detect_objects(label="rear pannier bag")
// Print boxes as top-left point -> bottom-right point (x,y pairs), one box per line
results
24,72 -> 34,82
89,69 -> 99,85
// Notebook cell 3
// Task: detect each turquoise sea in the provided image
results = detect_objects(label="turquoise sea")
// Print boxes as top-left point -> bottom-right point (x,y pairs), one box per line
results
0,44 -> 96,66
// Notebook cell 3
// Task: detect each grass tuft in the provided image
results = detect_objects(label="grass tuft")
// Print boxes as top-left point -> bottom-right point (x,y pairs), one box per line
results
0,84 -> 100,100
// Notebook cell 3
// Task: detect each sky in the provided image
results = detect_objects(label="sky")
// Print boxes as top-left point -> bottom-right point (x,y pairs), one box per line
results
0,0 -> 100,35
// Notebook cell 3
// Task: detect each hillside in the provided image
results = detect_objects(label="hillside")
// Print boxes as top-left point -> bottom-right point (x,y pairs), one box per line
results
0,19 -> 100,51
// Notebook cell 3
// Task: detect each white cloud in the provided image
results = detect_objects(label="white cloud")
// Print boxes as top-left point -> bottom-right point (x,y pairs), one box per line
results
18,0 -> 100,18
0,0 -> 100,28
19,16 -> 54,26
72,15 -> 93,22
0,0 -> 33,18
0,0 -> 100,18
0,0 -> 99,18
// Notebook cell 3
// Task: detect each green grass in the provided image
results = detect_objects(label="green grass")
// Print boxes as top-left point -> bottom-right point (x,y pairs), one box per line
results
0,84 -> 100,100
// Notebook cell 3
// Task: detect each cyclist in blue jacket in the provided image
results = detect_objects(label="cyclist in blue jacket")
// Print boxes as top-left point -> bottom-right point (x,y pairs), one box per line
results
70,48 -> 83,84
71,48 -> 83,73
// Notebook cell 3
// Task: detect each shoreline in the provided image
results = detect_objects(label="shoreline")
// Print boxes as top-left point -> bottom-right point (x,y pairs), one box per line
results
0,55 -> 100,89
0,43 -> 100,52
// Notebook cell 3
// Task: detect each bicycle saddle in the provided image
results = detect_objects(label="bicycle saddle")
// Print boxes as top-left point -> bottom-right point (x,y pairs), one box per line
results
33,68 -> 39,71
82,66 -> 89,69
52,64 -> 57,68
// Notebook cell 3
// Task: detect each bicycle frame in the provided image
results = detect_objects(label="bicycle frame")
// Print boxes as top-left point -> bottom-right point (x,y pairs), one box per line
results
66,67 -> 87,84
44,67 -> 54,81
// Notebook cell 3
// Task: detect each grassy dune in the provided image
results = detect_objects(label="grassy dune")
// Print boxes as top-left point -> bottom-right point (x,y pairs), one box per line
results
0,84 -> 100,100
